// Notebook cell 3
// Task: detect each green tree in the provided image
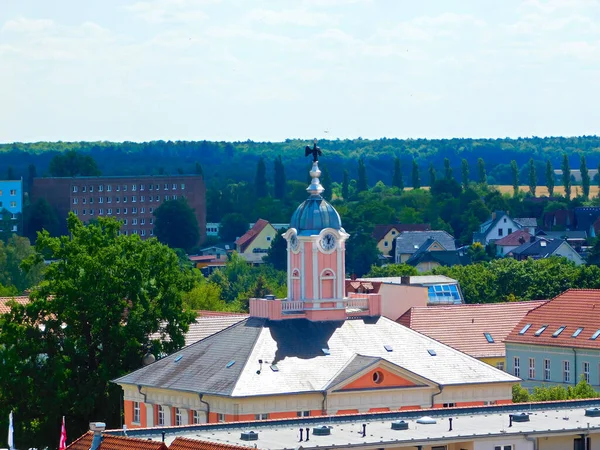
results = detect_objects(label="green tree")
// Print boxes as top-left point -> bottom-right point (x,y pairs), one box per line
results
392,157 -> 404,190
219,213 -> 249,242
345,228 -> 380,277
512,384 -> 530,403
461,158 -> 469,189
27,164 -> 37,191
25,198 -> 60,241
528,158 -> 537,197
183,276 -> 230,312
0,235 -> 45,292
48,150 -> 101,177
195,162 -> 204,176
342,169 -> 349,200
357,158 -> 368,192
366,264 -> 417,277
6,166 -> 15,180
477,158 -> 486,184
444,158 -> 453,180
153,198 -> 200,251
265,229 -> 287,271
273,155 -> 286,200
411,159 -> 420,189
562,153 -> 571,200
580,155 -> 590,199
429,163 -> 436,186
255,157 -> 268,198
546,160 -> 555,197
0,215 -> 195,448
510,160 -> 519,197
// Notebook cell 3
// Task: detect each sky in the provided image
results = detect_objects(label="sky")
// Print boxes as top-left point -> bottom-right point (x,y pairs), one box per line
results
1,0 -> 599,143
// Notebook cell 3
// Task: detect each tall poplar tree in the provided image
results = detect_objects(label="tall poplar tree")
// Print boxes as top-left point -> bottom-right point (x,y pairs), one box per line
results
546,160 -> 555,197
528,158 -> 537,197
342,169 -> 349,200
429,163 -> 437,186
392,157 -> 404,190
562,153 -> 571,200
461,159 -> 469,189
477,158 -> 486,184
255,157 -> 268,198
273,155 -> 286,200
357,158 -> 368,192
581,155 -> 590,199
412,159 -> 421,189
510,160 -> 519,197
444,158 -> 453,180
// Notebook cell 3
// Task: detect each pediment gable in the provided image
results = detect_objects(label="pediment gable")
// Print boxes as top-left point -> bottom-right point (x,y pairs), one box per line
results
326,357 -> 432,392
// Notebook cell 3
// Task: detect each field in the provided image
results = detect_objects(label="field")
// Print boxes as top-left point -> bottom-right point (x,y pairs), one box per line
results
493,185 -> 599,197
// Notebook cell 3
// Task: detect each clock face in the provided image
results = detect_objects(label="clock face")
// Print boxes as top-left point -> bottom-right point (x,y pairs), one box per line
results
320,233 -> 336,251
290,234 -> 299,251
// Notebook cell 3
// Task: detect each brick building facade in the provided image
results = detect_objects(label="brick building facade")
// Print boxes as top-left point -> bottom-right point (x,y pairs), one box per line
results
31,175 -> 206,243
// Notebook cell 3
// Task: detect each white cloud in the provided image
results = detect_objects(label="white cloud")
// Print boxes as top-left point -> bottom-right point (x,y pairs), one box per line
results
1,17 -> 54,33
125,0 -> 218,24
247,8 -> 335,27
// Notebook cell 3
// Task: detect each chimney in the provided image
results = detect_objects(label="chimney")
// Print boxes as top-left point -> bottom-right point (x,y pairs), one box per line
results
400,276 -> 411,285
89,422 -> 106,450
491,212 -> 496,220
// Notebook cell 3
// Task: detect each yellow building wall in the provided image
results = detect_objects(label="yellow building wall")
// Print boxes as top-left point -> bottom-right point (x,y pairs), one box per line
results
377,229 -> 398,256
240,224 -> 277,263
480,356 -> 506,371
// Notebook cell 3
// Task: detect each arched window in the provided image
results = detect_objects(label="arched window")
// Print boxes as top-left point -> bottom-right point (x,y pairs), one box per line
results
291,269 -> 301,300
320,269 -> 336,299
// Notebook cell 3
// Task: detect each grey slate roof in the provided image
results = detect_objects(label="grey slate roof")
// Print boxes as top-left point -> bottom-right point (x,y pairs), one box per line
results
115,316 -> 518,397
395,231 -> 456,255
510,238 -> 563,257
513,218 -> 537,228
325,355 -> 381,390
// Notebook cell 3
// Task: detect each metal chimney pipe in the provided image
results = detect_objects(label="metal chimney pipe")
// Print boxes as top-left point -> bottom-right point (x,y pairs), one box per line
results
449,418 -> 453,431
509,415 -> 513,427
162,431 -> 166,442
89,422 -> 106,450
299,428 -> 303,442
362,423 -> 366,437
305,427 -> 310,441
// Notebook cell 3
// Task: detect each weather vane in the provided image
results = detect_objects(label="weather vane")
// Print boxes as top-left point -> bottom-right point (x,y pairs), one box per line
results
305,138 -> 322,162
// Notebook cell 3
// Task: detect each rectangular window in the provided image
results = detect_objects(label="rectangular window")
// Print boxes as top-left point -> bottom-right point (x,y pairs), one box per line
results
165,195 -> 169,201
296,411 -> 310,417
116,185 -> 120,192
123,219 -> 128,225
181,183 -> 185,190
140,196 -> 145,202
90,209 -> 94,216
82,210 -> 86,215
155,184 -> 159,190
591,329 -> 600,340
175,408 -> 182,426
73,209 -> 78,216
442,403 -> 456,408
150,218 -> 154,225
116,208 -> 120,214
123,185 -> 127,192
496,362 -> 504,371
140,184 -> 145,191
552,326 -> 566,337
572,327 -> 584,337
484,332 -> 494,343
89,197 -> 94,204
519,324 -> 532,335
73,198 -> 78,205
157,405 -> 165,426
141,207 -> 145,213
141,229 -> 146,236
149,184 -> 153,191
99,209 -> 103,215
108,208 -> 112,215
544,359 -> 551,381
514,357 -> 520,377
99,197 -> 103,204
171,183 -> 176,190
123,196 -> 127,203
132,196 -> 136,202
564,360 -> 571,383
116,196 -> 120,203
192,410 -> 202,424
498,228 -> 503,236
107,197 -> 112,203
156,195 -> 160,201
508,228 -> 513,234
99,185 -> 104,192
164,183 -> 168,190
83,186 -> 87,192
73,186 -> 78,193
124,208 -> 128,214
173,194 -> 177,200
89,185 -> 94,193
141,218 -> 145,225
132,184 -> 137,191
534,325 -> 548,336
583,361 -> 590,383
132,218 -> 138,225
133,402 -> 140,423
9,202 -> 15,208
217,413 -> 225,423
132,207 -> 137,214
254,413 -> 269,420
529,357 -> 535,379
150,229 -> 154,236
107,185 -> 112,192
150,207 -> 154,213
149,196 -> 153,203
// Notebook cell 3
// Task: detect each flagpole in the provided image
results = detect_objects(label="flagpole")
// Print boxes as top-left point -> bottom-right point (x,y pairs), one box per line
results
8,411 -> 14,450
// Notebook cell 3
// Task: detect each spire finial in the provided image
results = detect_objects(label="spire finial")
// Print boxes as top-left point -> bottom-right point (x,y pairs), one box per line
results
304,139 -> 324,196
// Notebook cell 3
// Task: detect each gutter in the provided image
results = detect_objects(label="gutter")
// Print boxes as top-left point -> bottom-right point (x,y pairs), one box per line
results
199,394 -> 210,423
137,385 -> 147,403
524,434 -> 538,450
572,348 -> 578,385
322,391 -> 328,415
431,384 -> 444,408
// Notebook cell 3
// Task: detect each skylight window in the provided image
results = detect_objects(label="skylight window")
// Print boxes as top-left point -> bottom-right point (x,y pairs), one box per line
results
427,349 -> 437,356
174,355 -> 183,363
591,330 -> 600,341
552,326 -> 566,338
322,348 -> 331,355
534,325 -> 548,336
572,328 -> 584,338
226,360 -> 236,368
484,333 -> 494,343
270,364 -> 279,372
384,345 -> 393,352
519,324 -> 532,335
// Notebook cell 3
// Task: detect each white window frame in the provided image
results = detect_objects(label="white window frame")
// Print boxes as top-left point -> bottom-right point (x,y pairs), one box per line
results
99,185 -> 104,192
513,357 -> 520,378
132,184 -> 137,191
175,407 -> 182,426
217,413 -> 225,423
73,198 -> 78,205
254,413 -> 269,420
133,401 -> 140,424
528,357 -> 535,379
544,359 -> 551,381
583,361 -> 590,383
181,183 -> 185,190
158,405 -> 165,426
107,185 -> 112,192
192,410 -> 202,424
73,186 -> 78,193
563,360 -> 571,383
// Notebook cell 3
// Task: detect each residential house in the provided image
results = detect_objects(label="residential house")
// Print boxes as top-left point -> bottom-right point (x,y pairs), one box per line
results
0,179 -> 23,235
495,230 -> 532,257
543,209 -> 574,230
473,211 -> 537,245
398,301 -> 546,370
406,248 -> 470,272
234,219 -> 277,264
394,230 -> 456,264
575,207 -> 600,238
0,296 -> 30,314
198,245 -> 230,258
72,400 -> 600,450
115,157 -> 516,430
508,236 -> 584,265
536,230 -> 587,251
371,223 -> 431,257
505,289 -> 600,390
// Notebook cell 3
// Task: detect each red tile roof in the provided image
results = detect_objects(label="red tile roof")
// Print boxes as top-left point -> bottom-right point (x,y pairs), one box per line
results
505,289 -> 600,349
169,437 -> 250,450
67,432 -> 168,450
0,296 -> 30,314
495,230 -> 531,247
345,280 -> 382,294
371,223 -> 431,241
188,255 -> 219,262
398,301 -> 546,358
235,219 -> 271,253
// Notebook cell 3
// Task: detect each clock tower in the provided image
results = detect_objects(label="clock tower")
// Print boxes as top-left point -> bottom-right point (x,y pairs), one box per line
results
283,142 -> 349,321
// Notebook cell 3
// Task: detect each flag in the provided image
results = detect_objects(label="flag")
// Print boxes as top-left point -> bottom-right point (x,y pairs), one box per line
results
59,416 -> 67,450
7,411 -> 14,450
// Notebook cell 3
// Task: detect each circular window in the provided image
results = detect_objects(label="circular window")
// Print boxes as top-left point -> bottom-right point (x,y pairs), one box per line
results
372,371 -> 384,384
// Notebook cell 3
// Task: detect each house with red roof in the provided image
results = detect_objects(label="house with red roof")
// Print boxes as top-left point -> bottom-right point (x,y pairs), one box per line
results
495,230 -> 532,256
234,219 -> 277,264
505,289 -> 600,389
398,301 -> 546,370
